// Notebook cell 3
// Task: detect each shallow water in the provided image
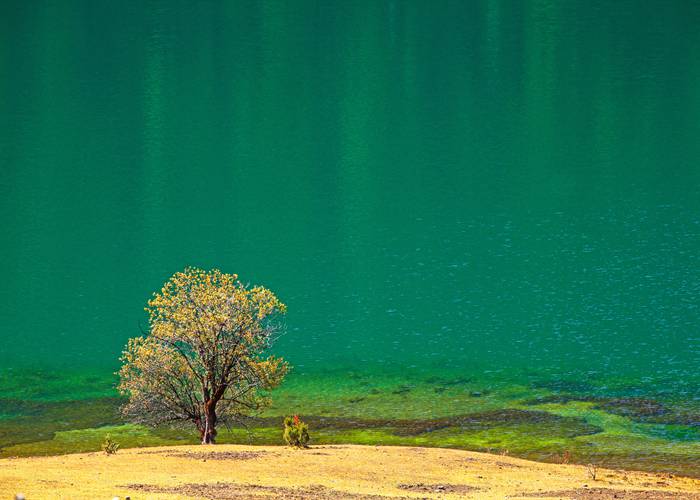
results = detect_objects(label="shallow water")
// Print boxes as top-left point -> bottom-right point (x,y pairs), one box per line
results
1,0 -> 699,472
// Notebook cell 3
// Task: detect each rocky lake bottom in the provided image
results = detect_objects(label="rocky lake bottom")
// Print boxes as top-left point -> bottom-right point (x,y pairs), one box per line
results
1,366 -> 698,478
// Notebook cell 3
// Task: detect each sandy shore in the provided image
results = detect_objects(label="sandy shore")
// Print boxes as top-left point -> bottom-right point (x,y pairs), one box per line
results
1,444 -> 699,499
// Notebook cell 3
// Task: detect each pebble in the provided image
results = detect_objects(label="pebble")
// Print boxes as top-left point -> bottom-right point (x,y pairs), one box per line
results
15,495 -> 26,500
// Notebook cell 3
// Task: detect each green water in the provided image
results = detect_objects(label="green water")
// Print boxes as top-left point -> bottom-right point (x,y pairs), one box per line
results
1,0 -> 700,474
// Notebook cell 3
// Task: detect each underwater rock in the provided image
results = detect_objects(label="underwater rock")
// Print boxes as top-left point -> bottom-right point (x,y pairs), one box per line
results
388,409 -> 602,437
0,397 -> 124,451
0,399 -> 57,418
522,395 -> 668,418
521,394 -> 600,406
532,380 -> 595,393
667,412 -> 700,427
445,377 -> 472,386
425,376 -> 472,386
523,394 -> 700,428
590,397 -> 700,427
594,398 -> 668,419
239,409 -> 601,440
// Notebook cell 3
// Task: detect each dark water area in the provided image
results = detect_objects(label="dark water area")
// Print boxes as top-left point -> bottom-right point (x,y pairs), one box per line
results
1,0 -> 699,472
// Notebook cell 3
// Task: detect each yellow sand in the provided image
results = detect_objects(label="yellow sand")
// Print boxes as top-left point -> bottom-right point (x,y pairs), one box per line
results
1,444 -> 699,499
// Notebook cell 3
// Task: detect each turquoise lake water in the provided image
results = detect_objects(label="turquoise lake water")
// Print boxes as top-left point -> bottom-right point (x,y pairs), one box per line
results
1,0 -> 699,473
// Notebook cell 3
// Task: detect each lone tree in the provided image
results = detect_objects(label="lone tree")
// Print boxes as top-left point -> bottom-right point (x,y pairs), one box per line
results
118,267 -> 288,444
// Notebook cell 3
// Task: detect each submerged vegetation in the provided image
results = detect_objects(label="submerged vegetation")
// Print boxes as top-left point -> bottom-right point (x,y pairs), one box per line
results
1,368 -> 699,477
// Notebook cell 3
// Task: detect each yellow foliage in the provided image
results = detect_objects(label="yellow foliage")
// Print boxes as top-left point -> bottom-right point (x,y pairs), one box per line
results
118,267 -> 289,441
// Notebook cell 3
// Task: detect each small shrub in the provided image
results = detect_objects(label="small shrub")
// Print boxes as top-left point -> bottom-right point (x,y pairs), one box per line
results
553,450 -> 572,464
586,463 -> 598,481
102,435 -> 120,455
283,415 -> 310,448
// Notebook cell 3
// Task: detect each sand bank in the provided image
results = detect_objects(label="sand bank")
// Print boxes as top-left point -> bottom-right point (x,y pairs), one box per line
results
1,444 -> 699,499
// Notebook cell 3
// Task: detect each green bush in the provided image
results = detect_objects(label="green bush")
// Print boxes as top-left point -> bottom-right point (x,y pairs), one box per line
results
102,434 -> 120,455
283,415 -> 310,448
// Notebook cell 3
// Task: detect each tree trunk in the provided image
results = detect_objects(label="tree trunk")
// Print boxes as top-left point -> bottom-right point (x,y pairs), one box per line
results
201,403 -> 217,444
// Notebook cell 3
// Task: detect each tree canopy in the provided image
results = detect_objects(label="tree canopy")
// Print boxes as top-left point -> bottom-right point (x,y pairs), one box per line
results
118,267 -> 288,443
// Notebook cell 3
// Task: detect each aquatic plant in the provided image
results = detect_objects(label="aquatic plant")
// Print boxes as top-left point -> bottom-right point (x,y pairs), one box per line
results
102,435 -> 119,455
283,415 -> 310,448
118,267 -> 289,444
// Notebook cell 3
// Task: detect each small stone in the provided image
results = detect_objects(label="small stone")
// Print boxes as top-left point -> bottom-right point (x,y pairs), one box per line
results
15,495 -> 26,500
